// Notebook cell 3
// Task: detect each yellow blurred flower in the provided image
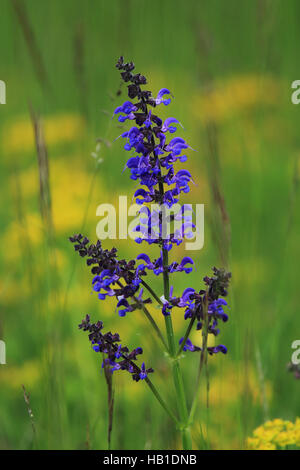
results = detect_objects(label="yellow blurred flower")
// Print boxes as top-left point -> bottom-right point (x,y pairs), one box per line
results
3,113 -> 86,155
0,359 -> 41,389
5,157 -> 109,256
2,213 -> 43,263
204,363 -> 272,407
247,418 -> 300,449
231,257 -> 269,289
192,75 -> 282,124
50,159 -> 107,233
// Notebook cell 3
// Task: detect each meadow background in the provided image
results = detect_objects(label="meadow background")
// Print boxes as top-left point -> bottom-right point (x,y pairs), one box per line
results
0,0 -> 299,450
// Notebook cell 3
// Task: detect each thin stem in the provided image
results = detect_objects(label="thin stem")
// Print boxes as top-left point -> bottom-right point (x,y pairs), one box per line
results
116,280 -> 167,351
162,248 -> 175,355
103,354 -> 114,450
135,296 -> 169,352
100,327 -> 174,426
176,314 -> 196,357
141,279 -> 164,306
189,294 -> 209,424
148,121 -> 192,449
97,321 -> 177,426
161,246 -> 193,450
145,377 -> 179,425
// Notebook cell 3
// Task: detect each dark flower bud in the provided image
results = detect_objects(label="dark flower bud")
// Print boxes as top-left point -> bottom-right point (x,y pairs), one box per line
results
128,84 -> 139,99
151,115 -> 162,126
204,267 -> 232,301
141,90 -> 152,100
116,56 -> 124,69
121,71 -> 133,82
132,73 -> 147,85
79,315 -> 153,381
147,98 -> 156,107
134,113 -> 147,126
124,61 -> 135,72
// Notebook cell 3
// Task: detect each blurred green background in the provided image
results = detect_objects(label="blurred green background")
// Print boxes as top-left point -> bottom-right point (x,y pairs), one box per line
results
0,0 -> 299,450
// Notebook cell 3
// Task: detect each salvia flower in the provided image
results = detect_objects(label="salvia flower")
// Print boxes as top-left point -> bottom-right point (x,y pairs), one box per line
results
70,57 -> 232,420
114,56 -> 195,258
179,338 -> 201,352
69,234 -> 151,316
79,315 -> 153,381
157,266 -> 231,354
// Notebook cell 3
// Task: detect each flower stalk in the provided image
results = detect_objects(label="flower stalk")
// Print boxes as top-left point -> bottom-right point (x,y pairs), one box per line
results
161,216 -> 192,449
70,57 -> 231,450
189,293 -> 209,424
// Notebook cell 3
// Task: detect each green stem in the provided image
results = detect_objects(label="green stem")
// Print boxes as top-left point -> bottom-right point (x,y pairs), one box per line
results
189,295 -> 209,424
141,279 -> 164,306
149,133 -> 192,448
145,378 -> 179,425
162,247 -> 193,450
136,298 -> 169,352
176,314 -> 196,357
117,280 -> 167,351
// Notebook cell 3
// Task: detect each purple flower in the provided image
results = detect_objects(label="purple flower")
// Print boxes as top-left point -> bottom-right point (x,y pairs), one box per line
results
136,253 -> 154,270
179,338 -> 201,352
134,188 -> 153,205
165,137 -> 189,157
79,315 -> 153,381
69,235 -> 151,318
208,299 -> 229,322
114,101 -> 137,122
117,298 -> 133,317
70,58 -> 231,390
161,117 -> 181,133
207,345 -> 227,355
139,362 -> 153,380
170,257 -> 194,274
155,88 -> 172,106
